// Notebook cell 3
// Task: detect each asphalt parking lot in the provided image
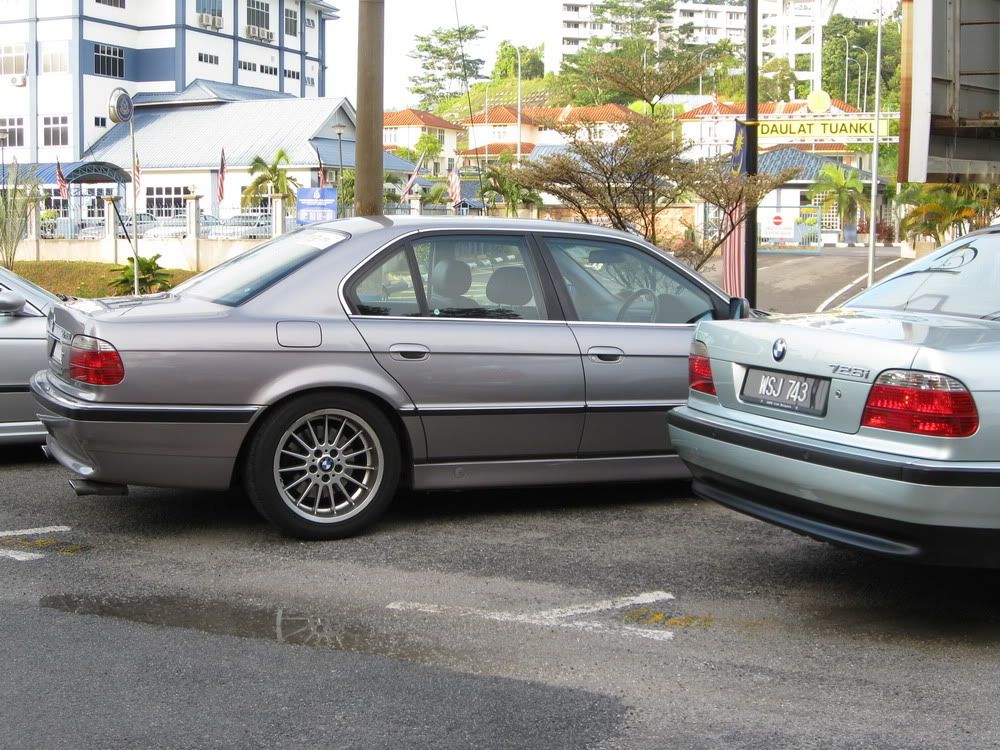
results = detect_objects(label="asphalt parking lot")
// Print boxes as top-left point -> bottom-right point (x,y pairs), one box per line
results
3,249 -> 999,749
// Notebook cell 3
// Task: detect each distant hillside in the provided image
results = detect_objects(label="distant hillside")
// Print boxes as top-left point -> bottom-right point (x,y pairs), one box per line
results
433,77 -> 571,122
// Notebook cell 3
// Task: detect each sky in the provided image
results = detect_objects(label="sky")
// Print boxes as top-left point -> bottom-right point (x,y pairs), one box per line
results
326,0 -> 896,111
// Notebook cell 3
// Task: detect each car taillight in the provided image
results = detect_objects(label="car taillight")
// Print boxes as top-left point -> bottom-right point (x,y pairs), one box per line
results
861,370 -> 978,437
688,340 -> 716,396
68,335 -> 125,386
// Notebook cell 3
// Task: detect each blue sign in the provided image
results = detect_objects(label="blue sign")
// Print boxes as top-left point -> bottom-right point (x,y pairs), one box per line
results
296,187 -> 338,225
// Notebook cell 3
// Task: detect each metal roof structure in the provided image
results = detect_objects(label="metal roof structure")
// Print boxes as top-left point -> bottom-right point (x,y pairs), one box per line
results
0,161 -> 130,185
84,96 -> 416,174
133,79 -> 296,107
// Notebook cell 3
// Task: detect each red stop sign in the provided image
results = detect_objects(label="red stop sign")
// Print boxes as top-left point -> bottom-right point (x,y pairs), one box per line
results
773,215 -> 783,226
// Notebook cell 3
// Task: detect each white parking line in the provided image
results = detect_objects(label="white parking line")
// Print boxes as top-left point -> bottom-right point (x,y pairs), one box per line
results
388,591 -> 677,642
816,259 -> 904,312
0,550 -> 46,561
0,526 -> 72,538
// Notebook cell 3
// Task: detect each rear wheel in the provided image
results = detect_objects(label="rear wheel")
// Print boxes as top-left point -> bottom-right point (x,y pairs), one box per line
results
244,393 -> 400,539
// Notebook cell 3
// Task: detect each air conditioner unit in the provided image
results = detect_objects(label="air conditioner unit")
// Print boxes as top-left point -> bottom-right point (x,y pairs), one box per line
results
211,16 -> 224,29
264,30 -> 274,42
246,25 -> 260,38
197,12 -> 212,26
10,75 -> 26,87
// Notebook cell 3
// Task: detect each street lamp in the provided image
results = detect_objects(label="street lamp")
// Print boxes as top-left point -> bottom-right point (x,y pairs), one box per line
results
514,45 -> 522,164
867,0 -> 885,288
847,57 -> 861,109
852,45 -> 870,112
838,34 -> 850,101
333,122 -> 345,216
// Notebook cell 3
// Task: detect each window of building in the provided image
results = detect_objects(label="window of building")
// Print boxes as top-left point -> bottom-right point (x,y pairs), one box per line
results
96,0 -> 125,7
85,187 -> 115,219
284,7 -> 298,36
562,37 -> 580,46
197,0 -> 223,16
0,117 -> 24,147
564,21 -> 580,28
42,115 -> 69,146
260,64 -> 277,76
563,4 -> 580,12
0,44 -> 26,76
247,0 -> 270,29
305,17 -> 315,28
436,128 -> 445,145
705,11 -> 718,19
94,43 -> 124,78
681,9 -> 695,17
284,69 -> 300,80
94,116 -> 107,127
40,42 -> 68,73
146,186 -> 191,218
304,75 -> 315,86
43,188 -> 68,217
238,59 -> 257,71
198,52 -> 220,65
492,125 -> 507,140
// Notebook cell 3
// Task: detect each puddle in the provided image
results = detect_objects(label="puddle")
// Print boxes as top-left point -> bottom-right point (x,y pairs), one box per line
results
40,594 -> 442,662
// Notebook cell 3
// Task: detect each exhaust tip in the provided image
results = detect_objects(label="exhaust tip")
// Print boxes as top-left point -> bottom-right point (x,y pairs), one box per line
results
69,478 -> 129,497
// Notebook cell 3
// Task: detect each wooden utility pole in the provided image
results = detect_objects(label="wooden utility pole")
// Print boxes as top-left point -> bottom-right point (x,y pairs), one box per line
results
355,0 -> 384,216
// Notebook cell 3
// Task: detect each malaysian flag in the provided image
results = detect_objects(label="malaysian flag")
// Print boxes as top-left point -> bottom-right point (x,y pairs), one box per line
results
722,211 -> 745,298
55,159 -> 69,200
447,167 -> 462,206
317,153 -> 327,189
217,149 -> 226,203
397,152 -> 425,203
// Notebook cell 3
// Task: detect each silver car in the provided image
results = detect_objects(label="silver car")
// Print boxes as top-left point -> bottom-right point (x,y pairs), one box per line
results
0,267 -> 59,443
32,216 -> 737,539
668,228 -> 1000,566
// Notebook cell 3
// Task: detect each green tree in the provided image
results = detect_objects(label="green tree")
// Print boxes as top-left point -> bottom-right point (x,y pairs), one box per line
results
481,153 -> 541,217
414,132 -> 443,163
110,253 -> 172,295
421,183 -> 449,206
491,41 -> 544,80
408,25 -> 486,110
806,163 -> 866,240
821,13 -> 902,110
592,0 -> 675,42
241,148 -> 302,207
0,164 -> 42,270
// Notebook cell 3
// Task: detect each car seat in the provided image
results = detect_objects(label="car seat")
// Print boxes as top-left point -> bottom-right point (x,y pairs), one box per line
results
486,265 -> 536,318
430,259 -> 479,310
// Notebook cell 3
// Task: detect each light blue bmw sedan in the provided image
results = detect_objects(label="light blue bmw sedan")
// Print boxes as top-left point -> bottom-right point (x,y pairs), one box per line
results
669,228 -> 1000,567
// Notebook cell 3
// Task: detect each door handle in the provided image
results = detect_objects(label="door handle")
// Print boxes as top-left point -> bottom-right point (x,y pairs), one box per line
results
587,346 -> 624,363
389,343 -> 430,361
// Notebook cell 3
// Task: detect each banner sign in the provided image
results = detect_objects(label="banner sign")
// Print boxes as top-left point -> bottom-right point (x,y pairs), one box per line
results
758,118 -> 895,141
296,187 -> 338,225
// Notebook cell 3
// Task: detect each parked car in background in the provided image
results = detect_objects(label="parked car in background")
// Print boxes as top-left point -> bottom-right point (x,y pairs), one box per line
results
206,213 -> 271,240
32,216 -> 745,539
668,228 -> 1000,567
143,214 -> 222,239
0,267 -> 60,444
117,212 -> 157,239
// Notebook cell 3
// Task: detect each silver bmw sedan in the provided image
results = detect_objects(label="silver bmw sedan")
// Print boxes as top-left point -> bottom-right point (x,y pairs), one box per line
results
32,216 -> 738,539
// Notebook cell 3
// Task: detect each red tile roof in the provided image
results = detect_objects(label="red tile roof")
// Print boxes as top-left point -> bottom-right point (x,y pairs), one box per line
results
457,143 -> 537,157
462,106 -> 540,126
383,109 -> 463,130
679,98 -> 862,119
462,104 -> 637,126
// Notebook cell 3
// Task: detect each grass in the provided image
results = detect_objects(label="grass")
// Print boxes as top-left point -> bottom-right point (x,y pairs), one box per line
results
13,260 -> 198,298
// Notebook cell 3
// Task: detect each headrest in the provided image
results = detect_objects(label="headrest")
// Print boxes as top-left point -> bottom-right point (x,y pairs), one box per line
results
431,260 -> 472,298
486,265 -> 532,306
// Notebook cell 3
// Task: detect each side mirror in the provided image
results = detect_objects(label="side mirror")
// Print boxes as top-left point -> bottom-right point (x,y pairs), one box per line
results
0,290 -> 27,315
728,296 -> 750,319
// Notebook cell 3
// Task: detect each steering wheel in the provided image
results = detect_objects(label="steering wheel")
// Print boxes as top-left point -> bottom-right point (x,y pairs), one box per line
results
616,288 -> 659,322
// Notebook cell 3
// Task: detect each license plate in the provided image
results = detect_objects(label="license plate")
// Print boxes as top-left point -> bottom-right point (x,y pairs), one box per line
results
49,338 -> 62,363
741,367 -> 830,416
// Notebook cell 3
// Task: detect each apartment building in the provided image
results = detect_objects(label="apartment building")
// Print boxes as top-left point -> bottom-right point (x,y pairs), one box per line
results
670,2 -> 746,46
0,0 -> 338,164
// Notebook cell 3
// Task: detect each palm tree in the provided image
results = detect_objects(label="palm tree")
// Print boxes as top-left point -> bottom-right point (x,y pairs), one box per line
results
899,188 -> 978,246
241,148 -> 302,207
482,154 -> 541,217
806,163 -> 865,243
421,183 -> 449,206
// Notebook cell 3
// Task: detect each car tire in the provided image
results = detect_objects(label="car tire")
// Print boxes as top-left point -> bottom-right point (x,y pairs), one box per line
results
244,392 -> 401,540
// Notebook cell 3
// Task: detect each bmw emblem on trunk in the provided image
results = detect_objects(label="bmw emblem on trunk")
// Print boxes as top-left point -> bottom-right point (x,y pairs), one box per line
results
772,338 -> 787,361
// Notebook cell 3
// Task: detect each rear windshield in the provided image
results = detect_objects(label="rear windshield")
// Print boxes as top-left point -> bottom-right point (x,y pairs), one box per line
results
173,227 -> 348,306
846,237 -> 1000,320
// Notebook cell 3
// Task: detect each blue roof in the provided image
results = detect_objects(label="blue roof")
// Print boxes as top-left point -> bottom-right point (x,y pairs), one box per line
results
0,160 -> 129,185
312,138 -> 416,172
134,79 -> 295,107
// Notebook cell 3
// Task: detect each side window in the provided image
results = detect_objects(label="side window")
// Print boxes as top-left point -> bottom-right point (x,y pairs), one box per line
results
411,234 -> 549,320
542,237 -> 714,324
347,249 -> 422,317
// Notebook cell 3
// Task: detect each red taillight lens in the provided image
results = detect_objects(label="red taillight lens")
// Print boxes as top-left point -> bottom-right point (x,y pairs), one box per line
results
688,341 -> 716,396
68,335 -> 124,386
861,370 -> 978,437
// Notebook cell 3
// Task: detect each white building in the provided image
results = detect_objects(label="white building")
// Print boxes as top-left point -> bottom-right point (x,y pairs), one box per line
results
670,2 -> 746,46
0,0 -> 338,164
543,2 -> 615,75
382,109 -> 463,177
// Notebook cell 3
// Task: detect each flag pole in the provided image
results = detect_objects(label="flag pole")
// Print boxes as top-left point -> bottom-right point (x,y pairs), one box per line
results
129,117 -> 139,295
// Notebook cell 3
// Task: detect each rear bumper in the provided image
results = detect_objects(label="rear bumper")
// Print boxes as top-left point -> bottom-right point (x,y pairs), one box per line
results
668,406 -> 1000,567
31,371 -> 258,490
